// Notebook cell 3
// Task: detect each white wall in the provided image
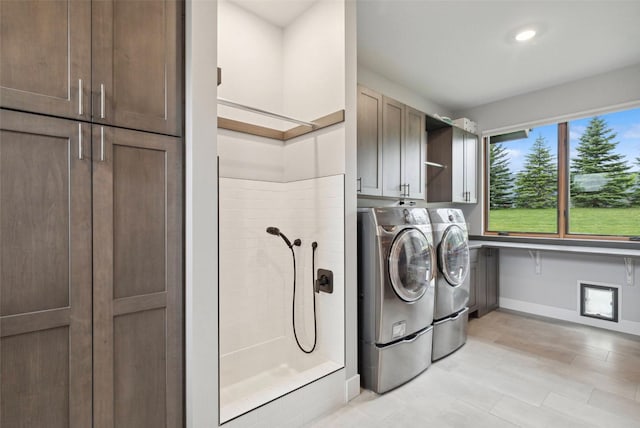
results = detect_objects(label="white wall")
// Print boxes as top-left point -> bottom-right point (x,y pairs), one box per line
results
217,0 -> 285,129
218,176 -> 345,364
185,1 -> 218,427
283,0 -> 345,120
500,249 -> 640,335
213,0 -> 356,425
358,65 -> 453,119
344,0 -> 360,400
455,63 -> 640,135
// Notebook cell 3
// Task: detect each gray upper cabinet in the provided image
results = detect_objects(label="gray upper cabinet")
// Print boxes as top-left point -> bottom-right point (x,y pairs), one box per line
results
427,126 -> 478,203
0,0 -> 91,121
404,106 -> 426,200
357,86 -> 426,200
382,96 -> 404,198
92,0 -> 182,136
1,0 -> 182,137
357,86 -> 383,196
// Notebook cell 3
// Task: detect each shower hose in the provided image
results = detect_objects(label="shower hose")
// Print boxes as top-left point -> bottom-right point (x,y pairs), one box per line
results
290,242 -> 318,354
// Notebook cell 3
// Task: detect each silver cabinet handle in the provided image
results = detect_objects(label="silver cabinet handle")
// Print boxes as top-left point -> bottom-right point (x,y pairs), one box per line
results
406,183 -> 411,197
78,123 -> 83,160
100,83 -> 105,119
100,126 -> 105,162
78,79 -> 83,116
357,177 -> 362,192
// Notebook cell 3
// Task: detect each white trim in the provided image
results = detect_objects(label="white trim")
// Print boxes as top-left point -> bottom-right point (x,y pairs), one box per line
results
345,374 -> 361,402
482,100 -> 640,137
499,297 -> 640,337
577,280 -> 622,324
185,1 -> 219,426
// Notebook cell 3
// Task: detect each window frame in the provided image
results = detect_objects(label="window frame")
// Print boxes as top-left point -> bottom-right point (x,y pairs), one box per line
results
483,111 -> 639,242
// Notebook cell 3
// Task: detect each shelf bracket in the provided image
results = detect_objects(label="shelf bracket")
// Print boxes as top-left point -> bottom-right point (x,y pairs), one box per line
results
624,257 -> 634,286
528,250 -> 541,275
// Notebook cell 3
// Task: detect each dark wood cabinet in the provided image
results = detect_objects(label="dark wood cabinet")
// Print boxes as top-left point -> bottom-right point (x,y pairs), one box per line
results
0,0 -> 91,121
1,108 -> 183,428
0,110 -> 93,427
92,0 -> 182,136
1,0 -> 182,136
2,2 -> 184,425
92,125 -> 183,427
468,248 -> 499,318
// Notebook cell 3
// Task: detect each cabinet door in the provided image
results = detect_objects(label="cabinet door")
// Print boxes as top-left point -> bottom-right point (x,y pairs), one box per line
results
451,127 -> 466,203
404,107 -> 426,199
92,126 -> 183,428
0,110 -> 92,428
467,262 -> 478,313
382,96 -> 404,198
357,86 -> 383,196
484,248 -> 499,314
0,0 -> 91,120
92,0 -> 182,136
464,132 -> 478,203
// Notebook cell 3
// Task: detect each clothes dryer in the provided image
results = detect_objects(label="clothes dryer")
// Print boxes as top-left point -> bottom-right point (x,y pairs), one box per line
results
428,208 -> 470,361
357,207 -> 436,393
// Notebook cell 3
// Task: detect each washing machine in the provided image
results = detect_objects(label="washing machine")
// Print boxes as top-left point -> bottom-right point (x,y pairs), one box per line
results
357,207 -> 436,393
427,208 -> 471,361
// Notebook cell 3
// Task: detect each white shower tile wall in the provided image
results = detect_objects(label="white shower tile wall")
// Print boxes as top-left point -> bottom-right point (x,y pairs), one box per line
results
219,174 -> 345,369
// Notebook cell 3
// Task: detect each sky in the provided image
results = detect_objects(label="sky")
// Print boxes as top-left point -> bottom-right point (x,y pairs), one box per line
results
500,107 -> 640,173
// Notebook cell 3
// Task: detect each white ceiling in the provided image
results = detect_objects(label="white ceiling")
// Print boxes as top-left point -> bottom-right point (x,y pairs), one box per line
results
228,0 -> 317,28
358,0 -> 640,112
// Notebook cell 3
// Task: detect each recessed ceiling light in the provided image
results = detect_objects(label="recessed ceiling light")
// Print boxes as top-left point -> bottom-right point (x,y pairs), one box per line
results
515,29 -> 536,42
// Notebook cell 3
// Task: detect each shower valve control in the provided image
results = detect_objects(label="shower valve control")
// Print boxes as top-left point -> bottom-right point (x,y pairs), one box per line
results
315,269 -> 333,294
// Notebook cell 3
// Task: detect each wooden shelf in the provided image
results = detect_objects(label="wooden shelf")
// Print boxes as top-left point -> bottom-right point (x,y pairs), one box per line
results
218,109 -> 345,142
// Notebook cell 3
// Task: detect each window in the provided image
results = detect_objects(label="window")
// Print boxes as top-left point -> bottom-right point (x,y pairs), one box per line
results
486,106 -> 640,240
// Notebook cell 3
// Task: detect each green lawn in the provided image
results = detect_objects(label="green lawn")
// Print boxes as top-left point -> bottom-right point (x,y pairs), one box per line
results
489,207 -> 640,236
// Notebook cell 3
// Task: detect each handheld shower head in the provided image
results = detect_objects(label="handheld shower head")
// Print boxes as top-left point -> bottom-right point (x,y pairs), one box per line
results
266,226 -> 280,236
266,226 -> 300,248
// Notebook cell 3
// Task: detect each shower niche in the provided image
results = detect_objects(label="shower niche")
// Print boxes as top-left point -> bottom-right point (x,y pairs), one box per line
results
217,0 -> 346,424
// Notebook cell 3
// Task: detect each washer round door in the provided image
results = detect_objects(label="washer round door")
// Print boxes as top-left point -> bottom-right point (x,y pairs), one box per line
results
439,225 -> 470,286
388,228 -> 435,302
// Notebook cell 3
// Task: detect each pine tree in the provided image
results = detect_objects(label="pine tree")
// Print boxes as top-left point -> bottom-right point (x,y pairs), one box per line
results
570,117 -> 633,207
489,143 -> 513,208
631,157 -> 640,207
514,135 -> 557,209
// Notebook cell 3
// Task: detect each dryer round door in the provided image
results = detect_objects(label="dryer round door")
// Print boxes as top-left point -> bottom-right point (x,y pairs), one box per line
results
388,228 -> 435,302
439,225 -> 470,286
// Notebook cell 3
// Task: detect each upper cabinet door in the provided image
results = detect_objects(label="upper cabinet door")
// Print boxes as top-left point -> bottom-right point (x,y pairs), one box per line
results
382,96 -> 404,198
357,86 -> 383,196
92,0 -> 182,136
404,107 -> 426,200
0,0 -> 91,120
464,132 -> 478,203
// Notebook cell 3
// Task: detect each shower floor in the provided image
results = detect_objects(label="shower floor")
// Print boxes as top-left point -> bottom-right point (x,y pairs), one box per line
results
220,359 -> 342,423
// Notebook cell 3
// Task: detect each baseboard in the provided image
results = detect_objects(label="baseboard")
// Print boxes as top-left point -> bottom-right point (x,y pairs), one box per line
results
499,297 -> 640,337
345,374 -> 360,401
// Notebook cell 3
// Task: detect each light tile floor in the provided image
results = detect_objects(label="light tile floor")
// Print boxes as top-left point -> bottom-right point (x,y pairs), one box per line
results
307,310 -> 640,427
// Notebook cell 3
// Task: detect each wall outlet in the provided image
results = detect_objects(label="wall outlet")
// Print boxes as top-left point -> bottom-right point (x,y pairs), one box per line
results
315,269 -> 333,294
